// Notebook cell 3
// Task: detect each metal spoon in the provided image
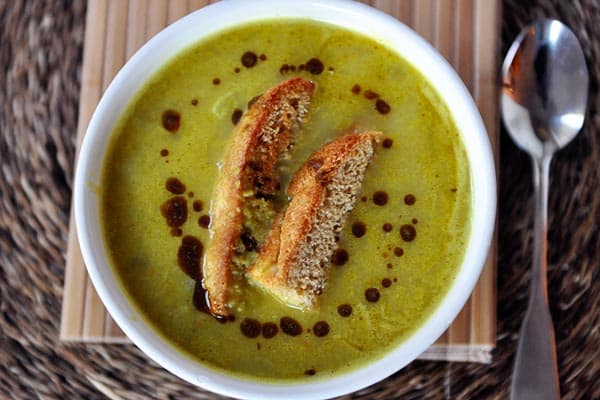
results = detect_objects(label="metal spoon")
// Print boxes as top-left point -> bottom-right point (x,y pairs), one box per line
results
501,19 -> 588,400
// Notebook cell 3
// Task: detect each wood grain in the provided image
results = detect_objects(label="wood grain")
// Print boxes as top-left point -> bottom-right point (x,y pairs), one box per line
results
60,0 -> 499,362
60,0 -> 109,341
471,0 -> 501,346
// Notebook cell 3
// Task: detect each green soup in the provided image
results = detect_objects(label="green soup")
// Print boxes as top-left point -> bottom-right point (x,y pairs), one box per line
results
101,19 -> 471,381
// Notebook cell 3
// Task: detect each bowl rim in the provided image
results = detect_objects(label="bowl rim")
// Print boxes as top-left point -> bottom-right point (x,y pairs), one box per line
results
74,0 -> 497,399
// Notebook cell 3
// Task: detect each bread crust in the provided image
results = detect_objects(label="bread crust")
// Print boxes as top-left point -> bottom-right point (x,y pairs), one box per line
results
248,131 -> 382,310
203,77 -> 315,317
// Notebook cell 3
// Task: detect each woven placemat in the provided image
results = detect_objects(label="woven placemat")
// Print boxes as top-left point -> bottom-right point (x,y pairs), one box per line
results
1,0 -> 598,399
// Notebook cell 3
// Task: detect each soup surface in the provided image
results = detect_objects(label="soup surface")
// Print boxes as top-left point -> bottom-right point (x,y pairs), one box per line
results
101,19 -> 471,381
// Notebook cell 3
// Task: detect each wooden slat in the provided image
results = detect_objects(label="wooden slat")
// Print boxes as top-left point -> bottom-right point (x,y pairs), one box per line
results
82,0 -> 129,340
168,0 -> 188,24
435,0 -> 454,62
146,0 -> 168,38
103,0 -> 143,338
430,0 -> 456,348
187,0 -> 211,11
59,0 -> 110,341
372,0 -> 412,27
61,0 -> 500,362
105,0 -> 149,340
470,0 -> 501,347
126,0 -> 147,59
99,0 -> 130,339
103,0 -> 129,88
412,0 -> 436,44
447,0 -> 476,346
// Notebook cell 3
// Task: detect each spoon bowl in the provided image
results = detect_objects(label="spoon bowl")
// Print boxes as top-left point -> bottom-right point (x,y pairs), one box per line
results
501,19 -> 588,400
502,19 -> 588,159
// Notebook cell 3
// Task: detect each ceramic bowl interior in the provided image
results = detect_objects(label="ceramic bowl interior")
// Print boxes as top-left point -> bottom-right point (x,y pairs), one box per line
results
74,1 -> 496,399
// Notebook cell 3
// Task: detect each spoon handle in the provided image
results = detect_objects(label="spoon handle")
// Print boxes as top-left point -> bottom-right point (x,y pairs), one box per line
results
511,153 -> 560,400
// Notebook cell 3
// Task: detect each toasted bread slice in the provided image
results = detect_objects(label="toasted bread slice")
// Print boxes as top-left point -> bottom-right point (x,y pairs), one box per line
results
248,131 -> 382,310
203,77 -> 315,317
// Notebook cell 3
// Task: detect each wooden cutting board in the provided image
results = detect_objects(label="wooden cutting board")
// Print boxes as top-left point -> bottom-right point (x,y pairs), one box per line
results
61,0 -> 500,363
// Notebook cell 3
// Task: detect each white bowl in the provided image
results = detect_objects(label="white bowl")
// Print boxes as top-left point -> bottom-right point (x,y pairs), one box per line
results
74,0 -> 496,399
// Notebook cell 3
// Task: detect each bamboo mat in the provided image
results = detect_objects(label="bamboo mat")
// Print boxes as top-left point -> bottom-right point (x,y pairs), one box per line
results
60,0 -> 500,363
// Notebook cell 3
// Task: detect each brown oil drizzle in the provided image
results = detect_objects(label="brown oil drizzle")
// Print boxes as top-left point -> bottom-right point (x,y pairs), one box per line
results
231,108 -> 243,125
240,318 -> 261,338
165,177 -> 186,195
247,94 -> 261,108
262,322 -> 278,339
305,58 -> 324,74
198,215 -> 211,229
280,317 -> 302,336
373,191 -> 388,206
365,288 -> 380,303
241,51 -> 258,68
173,227 -> 227,323
337,304 -> 353,317
400,224 -> 416,242
279,58 -> 327,75
193,281 -> 211,314
375,99 -> 391,114
312,321 -> 330,337
364,90 -> 379,100
279,64 -> 290,74
192,200 -> 203,212
162,110 -> 180,133
161,196 -> 187,227
331,249 -> 349,266
177,236 -> 203,281
351,221 -> 366,238
170,228 -> 182,237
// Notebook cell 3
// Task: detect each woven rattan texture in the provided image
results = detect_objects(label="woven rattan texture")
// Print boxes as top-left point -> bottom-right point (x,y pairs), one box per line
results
1,1 -> 598,398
